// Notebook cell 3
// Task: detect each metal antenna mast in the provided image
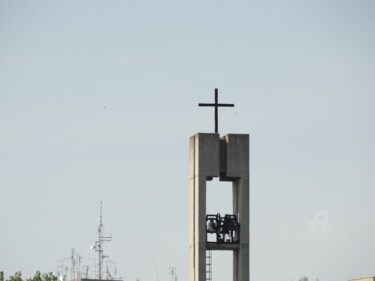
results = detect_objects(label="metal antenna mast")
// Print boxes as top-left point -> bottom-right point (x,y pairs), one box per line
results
92,201 -> 112,279
169,267 -> 177,281
71,248 -> 76,280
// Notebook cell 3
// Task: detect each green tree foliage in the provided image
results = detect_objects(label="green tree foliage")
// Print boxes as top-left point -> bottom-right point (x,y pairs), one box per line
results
33,272 -> 57,281
28,272 -> 42,281
298,277 -> 319,281
0,271 -> 57,281
8,272 -> 23,281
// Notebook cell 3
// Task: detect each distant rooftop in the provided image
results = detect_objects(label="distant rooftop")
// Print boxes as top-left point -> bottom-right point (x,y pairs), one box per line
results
349,277 -> 375,281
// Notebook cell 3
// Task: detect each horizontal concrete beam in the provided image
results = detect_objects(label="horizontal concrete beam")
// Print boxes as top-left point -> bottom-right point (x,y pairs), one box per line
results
206,243 -> 241,251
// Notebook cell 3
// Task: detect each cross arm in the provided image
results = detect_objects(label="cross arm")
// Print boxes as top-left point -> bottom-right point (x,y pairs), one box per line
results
199,103 -> 215,106
217,104 -> 235,107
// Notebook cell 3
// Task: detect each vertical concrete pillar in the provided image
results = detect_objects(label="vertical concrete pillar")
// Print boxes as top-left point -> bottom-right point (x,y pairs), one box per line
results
189,133 -> 220,281
189,133 -> 249,281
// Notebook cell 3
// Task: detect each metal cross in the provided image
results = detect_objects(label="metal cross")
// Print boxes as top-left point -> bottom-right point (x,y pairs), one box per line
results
199,88 -> 235,134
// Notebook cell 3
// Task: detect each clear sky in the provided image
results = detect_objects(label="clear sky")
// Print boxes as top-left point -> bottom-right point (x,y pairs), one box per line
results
1,1 -> 374,281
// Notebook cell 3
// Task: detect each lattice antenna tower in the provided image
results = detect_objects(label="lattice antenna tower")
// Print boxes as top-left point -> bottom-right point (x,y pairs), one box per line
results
169,267 -> 177,281
91,201 -> 112,279
58,258 -> 69,281
88,258 -> 97,279
71,248 -> 76,280
68,248 -> 84,280
77,254 -> 83,279
85,266 -> 89,279
107,261 -> 117,280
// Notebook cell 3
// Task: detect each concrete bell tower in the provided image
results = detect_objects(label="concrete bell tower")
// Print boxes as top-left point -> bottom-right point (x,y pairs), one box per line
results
189,89 -> 249,281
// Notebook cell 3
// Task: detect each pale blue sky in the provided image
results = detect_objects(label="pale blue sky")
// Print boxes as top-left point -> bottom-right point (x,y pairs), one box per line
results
1,1 -> 374,281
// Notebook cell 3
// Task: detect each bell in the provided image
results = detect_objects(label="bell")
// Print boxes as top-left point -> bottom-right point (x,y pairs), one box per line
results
207,220 -> 217,232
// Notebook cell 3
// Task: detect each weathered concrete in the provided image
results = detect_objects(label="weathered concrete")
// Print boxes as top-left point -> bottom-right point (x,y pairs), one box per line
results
189,133 -> 249,281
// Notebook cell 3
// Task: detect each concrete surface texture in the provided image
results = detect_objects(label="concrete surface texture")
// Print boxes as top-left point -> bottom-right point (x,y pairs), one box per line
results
189,133 -> 249,281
